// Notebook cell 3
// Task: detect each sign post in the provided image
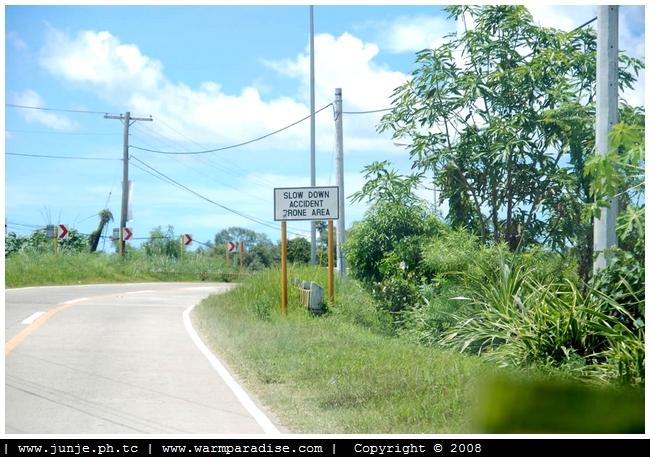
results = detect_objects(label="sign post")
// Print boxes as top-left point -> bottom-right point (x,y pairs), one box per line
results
54,224 -> 69,257
239,241 -> 244,274
180,234 -> 192,262
226,241 -> 238,270
274,186 -> 340,313
281,221 -> 287,315
120,228 -> 133,257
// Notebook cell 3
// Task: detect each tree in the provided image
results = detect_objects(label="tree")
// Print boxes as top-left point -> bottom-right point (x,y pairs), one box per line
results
346,198 -> 443,284
210,227 -> 281,270
213,227 -> 269,250
377,5 -> 644,260
287,237 -> 311,264
142,225 -> 179,258
89,209 -> 113,253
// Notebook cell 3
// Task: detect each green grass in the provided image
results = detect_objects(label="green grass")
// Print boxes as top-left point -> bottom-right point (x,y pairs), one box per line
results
192,266 -> 496,434
4,251 -> 229,288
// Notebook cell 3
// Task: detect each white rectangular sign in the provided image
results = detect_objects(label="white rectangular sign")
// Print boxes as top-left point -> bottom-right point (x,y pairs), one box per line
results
274,186 -> 339,221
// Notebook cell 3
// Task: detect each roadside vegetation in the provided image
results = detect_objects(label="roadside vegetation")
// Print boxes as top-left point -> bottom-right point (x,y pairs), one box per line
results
5,6 -> 644,433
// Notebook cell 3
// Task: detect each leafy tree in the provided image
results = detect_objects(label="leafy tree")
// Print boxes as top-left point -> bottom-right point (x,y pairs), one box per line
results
210,227 -> 281,270
287,236 -> 311,264
585,111 -> 645,343
5,227 -> 88,256
213,227 -> 269,251
377,5 -> 644,261
346,200 -> 443,284
244,239 -> 280,271
585,105 -> 645,254
315,221 -> 337,267
142,225 -> 180,258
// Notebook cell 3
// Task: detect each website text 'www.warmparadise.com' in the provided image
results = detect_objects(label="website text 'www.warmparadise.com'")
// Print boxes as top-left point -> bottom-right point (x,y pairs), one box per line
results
160,445 -> 325,454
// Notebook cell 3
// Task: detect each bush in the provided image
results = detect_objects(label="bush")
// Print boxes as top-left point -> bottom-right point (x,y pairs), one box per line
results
438,251 -> 645,387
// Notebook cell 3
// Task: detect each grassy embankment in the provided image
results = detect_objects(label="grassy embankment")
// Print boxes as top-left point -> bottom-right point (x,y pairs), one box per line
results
193,266 -> 644,434
4,251 -> 233,288
194,266 -> 515,434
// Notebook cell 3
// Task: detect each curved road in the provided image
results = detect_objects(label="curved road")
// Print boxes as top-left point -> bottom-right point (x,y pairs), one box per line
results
5,282 -> 284,434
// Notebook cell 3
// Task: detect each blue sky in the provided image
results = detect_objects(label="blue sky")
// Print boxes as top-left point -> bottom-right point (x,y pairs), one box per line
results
4,4 -> 646,252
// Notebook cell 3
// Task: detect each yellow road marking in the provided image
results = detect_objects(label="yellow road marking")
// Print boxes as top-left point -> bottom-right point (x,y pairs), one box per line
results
4,286 -> 223,356
5,293 -> 119,356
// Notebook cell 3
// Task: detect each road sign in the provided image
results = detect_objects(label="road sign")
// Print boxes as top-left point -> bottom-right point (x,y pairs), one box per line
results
123,227 -> 133,241
58,224 -> 69,240
274,186 -> 339,221
227,241 -> 238,252
113,228 -> 120,241
183,234 -> 193,246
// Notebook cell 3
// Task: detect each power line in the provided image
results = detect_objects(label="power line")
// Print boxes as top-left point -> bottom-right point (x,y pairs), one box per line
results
5,104 -> 112,115
129,155 -> 283,232
5,152 -> 121,161
130,103 -> 333,155
343,108 -> 392,114
5,129 -> 120,136
571,16 -> 597,33
153,114 -> 278,188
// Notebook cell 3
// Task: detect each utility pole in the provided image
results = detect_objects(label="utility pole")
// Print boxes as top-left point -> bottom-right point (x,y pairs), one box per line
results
334,88 -> 346,275
310,5 -> 317,266
105,111 -> 152,257
593,6 -> 619,271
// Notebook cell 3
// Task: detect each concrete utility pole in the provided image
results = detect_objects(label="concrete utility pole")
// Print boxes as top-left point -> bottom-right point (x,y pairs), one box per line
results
593,6 -> 619,271
105,111 -> 152,257
334,88 -> 346,275
309,5 -> 317,266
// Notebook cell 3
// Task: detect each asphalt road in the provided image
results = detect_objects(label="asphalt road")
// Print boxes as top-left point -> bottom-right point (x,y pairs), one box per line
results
5,282 -> 284,435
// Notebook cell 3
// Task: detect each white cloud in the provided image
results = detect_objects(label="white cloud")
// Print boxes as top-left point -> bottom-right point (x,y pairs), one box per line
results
38,26 -> 408,156
527,5 -> 597,32
266,32 -> 406,110
382,15 -> 453,53
7,31 -> 27,51
12,89 -> 80,131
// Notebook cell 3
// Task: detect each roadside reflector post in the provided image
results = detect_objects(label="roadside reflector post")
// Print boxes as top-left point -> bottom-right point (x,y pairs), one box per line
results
281,221 -> 288,315
180,235 -> 184,263
240,241 -> 244,274
226,242 -> 229,271
328,220 -> 334,305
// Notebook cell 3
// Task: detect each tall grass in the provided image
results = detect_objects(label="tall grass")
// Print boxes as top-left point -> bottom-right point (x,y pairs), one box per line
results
4,251 -> 228,288
440,253 -> 645,388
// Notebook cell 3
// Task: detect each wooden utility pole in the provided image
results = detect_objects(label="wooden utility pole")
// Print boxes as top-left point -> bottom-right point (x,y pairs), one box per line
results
105,112 -> 152,257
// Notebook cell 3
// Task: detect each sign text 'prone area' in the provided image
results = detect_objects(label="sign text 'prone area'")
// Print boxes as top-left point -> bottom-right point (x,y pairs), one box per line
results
274,187 -> 339,221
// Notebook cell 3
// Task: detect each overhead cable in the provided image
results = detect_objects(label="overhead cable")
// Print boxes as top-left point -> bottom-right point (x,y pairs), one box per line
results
5,104 -> 113,115
130,103 -> 333,155
6,152 -> 121,161
130,155 -> 283,231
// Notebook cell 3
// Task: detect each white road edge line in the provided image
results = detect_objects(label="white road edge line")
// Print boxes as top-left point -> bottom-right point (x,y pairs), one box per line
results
183,304 -> 281,435
62,298 -> 89,305
21,312 -> 45,325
